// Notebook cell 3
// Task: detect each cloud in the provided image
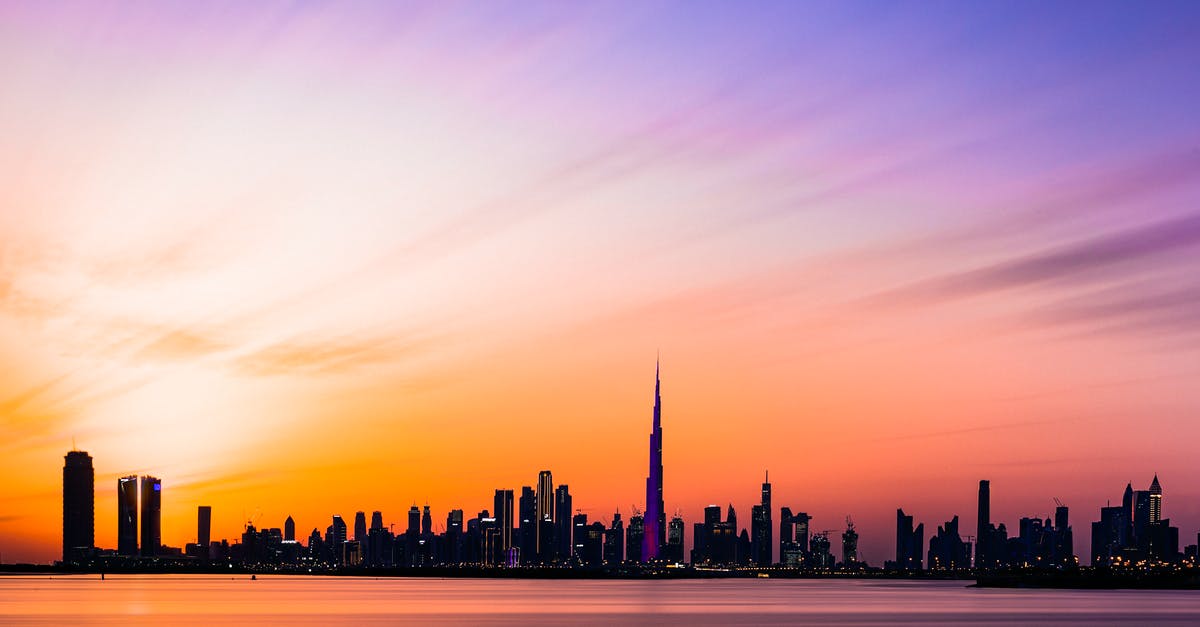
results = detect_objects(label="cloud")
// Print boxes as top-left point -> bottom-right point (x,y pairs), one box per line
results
872,212 -> 1200,306
233,334 -> 416,376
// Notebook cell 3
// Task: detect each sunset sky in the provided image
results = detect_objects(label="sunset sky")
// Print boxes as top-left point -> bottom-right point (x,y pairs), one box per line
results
3,1 -> 1200,565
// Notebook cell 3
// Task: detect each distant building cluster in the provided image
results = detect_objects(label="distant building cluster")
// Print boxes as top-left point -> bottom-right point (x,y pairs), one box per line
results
57,363 -> 1199,572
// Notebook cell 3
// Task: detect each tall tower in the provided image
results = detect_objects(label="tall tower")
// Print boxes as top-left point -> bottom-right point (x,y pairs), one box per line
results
197,506 -> 212,547
536,470 -> 554,558
62,450 -> 94,563
117,475 -> 138,556
140,476 -> 161,557
644,358 -> 665,561
285,515 -> 296,542
976,480 -> 990,569
1149,475 -> 1162,524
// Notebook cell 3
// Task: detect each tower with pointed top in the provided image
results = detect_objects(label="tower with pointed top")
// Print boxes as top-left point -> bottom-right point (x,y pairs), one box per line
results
1149,475 -> 1162,524
643,358 -> 665,561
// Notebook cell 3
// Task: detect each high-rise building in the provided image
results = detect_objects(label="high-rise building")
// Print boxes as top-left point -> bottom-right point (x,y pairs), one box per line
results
518,486 -> 536,563
139,476 -> 161,557
536,470 -> 553,558
976,480 -> 990,569
62,450 -> 94,563
604,512 -> 624,564
644,359 -> 665,561
284,515 -> 295,542
354,511 -> 367,543
555,484 -> 573,560
494,489 -> 514,554
779,508 -> 810,567
1149,475 -> 1163,524
329,515 -> 347,547
841,518 -> 859,567
928,516 -> 969,570
626,513 -> 644,563
422,505 -> 432,536
666,515 -> 685,563
198,506 -> 212,547
895,508 -> 923,571
118,475 -> 138,556
751,471 -> 772,566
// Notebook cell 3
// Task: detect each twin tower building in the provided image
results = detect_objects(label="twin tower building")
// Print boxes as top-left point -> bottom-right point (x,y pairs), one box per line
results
61,449 -> 166,561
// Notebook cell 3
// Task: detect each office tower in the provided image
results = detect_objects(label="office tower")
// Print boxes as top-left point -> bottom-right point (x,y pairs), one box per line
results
666,515 -> 685,563
1149,475 -> 1162,524
779,507 -> 811,567
895,508 -> 924,571
406,505 -> 420,565
536,470 -> 553,558
422,505 -> 432,535
626,513 -> 644,563
1122,482 -> 1135,543
928,516 -> 969,570
518,486 -> 536,563
572,513 -> 588,563
841,518 -> 859,566
644,359 -> 665,561
976,480 -> 990,569
604,512 -> 624,564
445,509 -> 464,565
494,489 -> 514,554
62,450 -> 94,563
354,511 -> 367,543
584,522 -> 606,567
284,515 -> 295,542
1092,505 -> 1128,566
1133,490 -> 1151,551
751,471 -> 772,566
118,475 -> 138,556
371,511 -> 383,530
198,506 -> 212,547
555,484 -> 573,560
140,476 -> 161,557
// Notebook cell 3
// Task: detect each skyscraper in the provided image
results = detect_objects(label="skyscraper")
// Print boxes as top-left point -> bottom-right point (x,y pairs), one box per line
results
895,508 -> 923,571
518,486 -> 536,563
62,450 -> 94,563
976,480 -> 990,569
494,489 -> 514,555
118,475 -> 138,556
536,470 -> 553,559
198,506 -> 212,547
140,476 -> 161,557
751,471 -> 772,566
555,484 -> 573,560
354,511 -> 367,543
644,358 -> 665,561
284,515 -> 295,542
1149,475 -> 1162,524
371,511 -> 383,531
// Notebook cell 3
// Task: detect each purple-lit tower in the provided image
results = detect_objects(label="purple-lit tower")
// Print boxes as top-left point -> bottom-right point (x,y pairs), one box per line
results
643,359 -> 665,561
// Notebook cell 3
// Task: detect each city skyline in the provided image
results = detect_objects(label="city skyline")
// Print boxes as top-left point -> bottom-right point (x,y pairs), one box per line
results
3,1 -> 1200,567
40,366 -> 1199,571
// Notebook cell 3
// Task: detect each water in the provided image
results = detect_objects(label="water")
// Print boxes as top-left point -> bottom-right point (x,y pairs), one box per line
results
2,575 -> 1199,624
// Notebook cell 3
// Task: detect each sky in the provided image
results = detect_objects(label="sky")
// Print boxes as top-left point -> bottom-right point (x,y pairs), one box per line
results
2,0 -> 1200,565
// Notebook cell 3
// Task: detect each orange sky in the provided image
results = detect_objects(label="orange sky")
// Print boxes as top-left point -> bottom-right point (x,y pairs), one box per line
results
3,2 -> 1200,564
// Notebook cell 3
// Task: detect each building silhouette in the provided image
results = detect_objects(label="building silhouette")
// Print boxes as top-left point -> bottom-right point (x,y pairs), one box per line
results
118,475 -> 138,556
284,514 -> 295,542
554,484 -> 572,560
535,470 -> 553,560
62,450 -> 94,563
517,486 -> 536,563
198,506 -> 212,547
139,476 -> 161,557
643,359 -> 665,561
894,508 -> 923,571
841,518 -> 859,567
494,489 -> 514,562
927,515 -> 970,570
625,512 -> 644,563
354,511 -> 367,544
779,507 -> 811,567
666,515 -> 685,563
751,472 -> 772,566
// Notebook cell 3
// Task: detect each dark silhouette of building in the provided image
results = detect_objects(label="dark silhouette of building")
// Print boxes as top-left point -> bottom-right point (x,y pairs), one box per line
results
62,450 -> 94,563
666,515 -> 685,563
118,475 -> 138,556
604,512 -> 624,564
354,511 -> 367,544
555,484 -> 572,561
751,471 -> 772,566
841,518 -> 859,567
198,506 -> 212,547
1092,505 -> 1129,566
139,476 -> 161,557
536,471 -> 554,560
626,512 -> 644,563
976,480 -> 990,569
808,531 -> 833,568
494,489 -> 514,564
927,515 -> 970,570
894,508 -> 924,571
779,507 -> 810,567
644,359 -> 665,561
1149,475 -> 1162,524
517,486 -> 536,564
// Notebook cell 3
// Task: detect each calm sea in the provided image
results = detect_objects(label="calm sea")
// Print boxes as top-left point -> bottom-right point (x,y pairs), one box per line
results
2,575 -> 1199,625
